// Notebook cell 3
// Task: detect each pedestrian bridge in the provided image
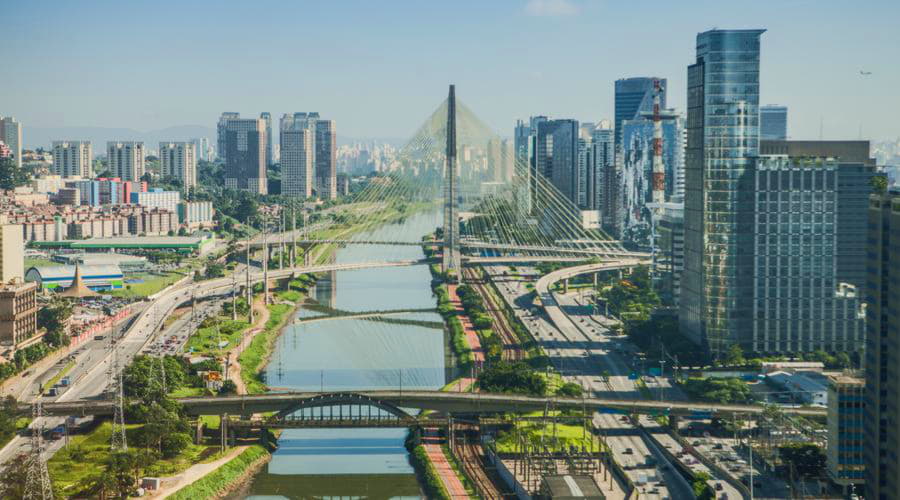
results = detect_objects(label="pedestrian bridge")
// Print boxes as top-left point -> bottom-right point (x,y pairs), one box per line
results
35,390 -> 826,419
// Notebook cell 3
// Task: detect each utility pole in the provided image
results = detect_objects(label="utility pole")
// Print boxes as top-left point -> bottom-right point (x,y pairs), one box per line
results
246,223 -> 253,324
231,271 -> 237,321
262,213 -> 269,305
291,201 -> 297,268
303,211 -> 310,266
279,206 -> 285,269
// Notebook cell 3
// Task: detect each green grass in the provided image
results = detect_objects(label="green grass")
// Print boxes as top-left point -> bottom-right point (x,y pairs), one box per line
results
239,303 -> 295,394
200,414 -> 221,430
169,386 -> 208,398
42,360 -> 75,392
168,445 -> 269,500
184,318 -> 251,356
48,422 -> 222,495
110,271 -> 185,298
276,289 -> 302,302
494,419 -> 599,454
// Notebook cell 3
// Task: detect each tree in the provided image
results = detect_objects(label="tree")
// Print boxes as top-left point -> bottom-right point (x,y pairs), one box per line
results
0,156 -> 30,190
0,395 -> 18,444
477,361 -> 548,396
218,379 -> 238,395
872,174 -> 888,194
37,297 -> 73,347
723,344 -> 745,366
0,453 -> 29,499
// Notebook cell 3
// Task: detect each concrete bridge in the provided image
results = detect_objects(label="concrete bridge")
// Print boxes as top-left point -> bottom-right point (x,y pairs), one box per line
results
35,390 -> 826,419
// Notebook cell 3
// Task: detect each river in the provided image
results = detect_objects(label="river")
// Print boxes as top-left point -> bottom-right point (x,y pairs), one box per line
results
235,210 -> 447,499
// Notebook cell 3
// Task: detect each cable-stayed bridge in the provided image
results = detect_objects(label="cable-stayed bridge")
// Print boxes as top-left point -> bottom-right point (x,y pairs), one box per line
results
254,85 -> 650,268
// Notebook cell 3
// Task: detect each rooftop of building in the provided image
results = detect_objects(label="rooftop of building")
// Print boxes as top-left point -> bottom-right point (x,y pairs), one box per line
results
26,264 -> 123,279
30,235 -> 211,250
540,474 -> 605,499
828,374 -> 865,387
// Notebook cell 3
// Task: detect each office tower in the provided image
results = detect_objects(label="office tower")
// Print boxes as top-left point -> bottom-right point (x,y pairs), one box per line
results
52,141 -> 93,178
191,137 -> 210,162
0,116 -> 22,169
681,29 -> 764,356
865,190 -> 900,500
760,105 -> 788,140
535,119 -> 578,204
619,113 -> 683,238
592,122 -> 615,226
576,135 -> 594,209
159,142 -> 197,189
501,139 -> 514,182
216,112 -> 240,163
827,375 -> 865,495
487,138 -> 503,182
261,112 -> 273,167
107,141 -> 145,182
615,77 -> 667,147
760,140 -> 876,290
281,126 -> 314,198
315,119 -> 337,200
752,154 -> 865,353
224,118 -> 267,194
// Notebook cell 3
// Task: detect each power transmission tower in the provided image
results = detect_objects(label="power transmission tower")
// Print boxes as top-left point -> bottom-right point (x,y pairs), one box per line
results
24,398 -> 53,500
109,346 -> 127,452
158,354 -> 167,395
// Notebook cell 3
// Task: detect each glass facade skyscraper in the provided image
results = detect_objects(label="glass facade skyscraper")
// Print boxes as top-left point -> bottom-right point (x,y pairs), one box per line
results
614,77 -> 666,147
760,105 -> 788,140
681,29 -> 764,356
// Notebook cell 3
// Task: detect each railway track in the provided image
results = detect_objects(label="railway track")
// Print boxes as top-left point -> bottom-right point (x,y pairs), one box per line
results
462,267 -> 525,361
452,423 -> 510,499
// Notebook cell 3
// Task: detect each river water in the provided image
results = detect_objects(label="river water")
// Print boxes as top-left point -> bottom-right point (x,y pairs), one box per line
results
237,210 -> 447,499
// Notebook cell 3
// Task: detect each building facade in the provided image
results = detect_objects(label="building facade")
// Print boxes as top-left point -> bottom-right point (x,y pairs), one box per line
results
657,202 -> 684,304
315,119 -> 337,200
223,118 -> 267,194
0,281 -> 37,347
131,189 -> 181,215
535,119 -> 579,205
281,125 -> 314,198
865,191 -> 900,500
106,141 -> 145,182
159,142 -> 197,189
614,77 -> 666,148
178,201 -> 214,228
827,375 -> 865,494
0,224 -> 24,283
52,141 -> 93,178
216,112 -> 240,163
260,112 -> 273,167
0,116 -> 22,169
752,156 -> 864,353
680,29 -> 764,356
760,105 -> 788,140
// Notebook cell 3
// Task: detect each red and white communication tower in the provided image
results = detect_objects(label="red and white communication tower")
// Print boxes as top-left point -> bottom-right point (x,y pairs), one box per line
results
650,78 -> 666,206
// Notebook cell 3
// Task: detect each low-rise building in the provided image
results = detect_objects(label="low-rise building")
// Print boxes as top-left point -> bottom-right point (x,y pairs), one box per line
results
178,201 -> 214,228
827,375 -> 865,494
25,264 -> 124,291
766,370 -> 829,405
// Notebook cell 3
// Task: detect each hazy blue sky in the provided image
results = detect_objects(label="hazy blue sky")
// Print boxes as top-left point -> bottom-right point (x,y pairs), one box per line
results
3,0 -> 899,142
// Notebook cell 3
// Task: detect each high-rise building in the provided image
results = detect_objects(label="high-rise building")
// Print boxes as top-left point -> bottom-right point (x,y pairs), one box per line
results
191,137 -> 210,162
591,122 -> 615,227
107,141 -> 145,182
535,119 -> 579,204
576,135 -> 594,210
619,113 -> 684,239
52,141 -> 93,178
261,112 -> 273,167
614,77 -> 667,147
131,189 -> 181,215
760,105 -> 788,140
315,119 -> 337,200
827,374 -> 865,495
681,29 -> 764,356
751,155 -> 865,353
0,280 -> 38,348
159,142 -> 197,189
216,112 -> 240,163
865,190 -> 900,500
281,126 -> 314,198
223,118 -> 267,194
0,116 -> 22,169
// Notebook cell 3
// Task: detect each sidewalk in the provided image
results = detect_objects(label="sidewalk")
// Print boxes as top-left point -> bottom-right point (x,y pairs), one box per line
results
153,446 -> 247,499
447,284 -> 485,364
422,439 -> 470,499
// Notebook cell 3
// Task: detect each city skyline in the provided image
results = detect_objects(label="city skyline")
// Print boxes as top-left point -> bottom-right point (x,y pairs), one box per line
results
3,1 -> 899,142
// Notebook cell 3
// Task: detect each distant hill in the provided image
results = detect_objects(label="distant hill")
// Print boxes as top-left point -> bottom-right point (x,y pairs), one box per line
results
25,125 -> 216,151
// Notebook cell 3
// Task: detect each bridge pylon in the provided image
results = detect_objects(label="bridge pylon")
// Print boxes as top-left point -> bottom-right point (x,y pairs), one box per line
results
442,84 -> 461,276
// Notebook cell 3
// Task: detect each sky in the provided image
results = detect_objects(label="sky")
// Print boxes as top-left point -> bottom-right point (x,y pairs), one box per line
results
3,0 -> 899,143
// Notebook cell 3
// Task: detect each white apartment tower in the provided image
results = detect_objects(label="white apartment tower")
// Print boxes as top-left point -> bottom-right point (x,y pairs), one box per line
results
159,142 -> 197,189
52,141 -> 93,178
0,117 -> 22,169
107,141 -> 145,181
